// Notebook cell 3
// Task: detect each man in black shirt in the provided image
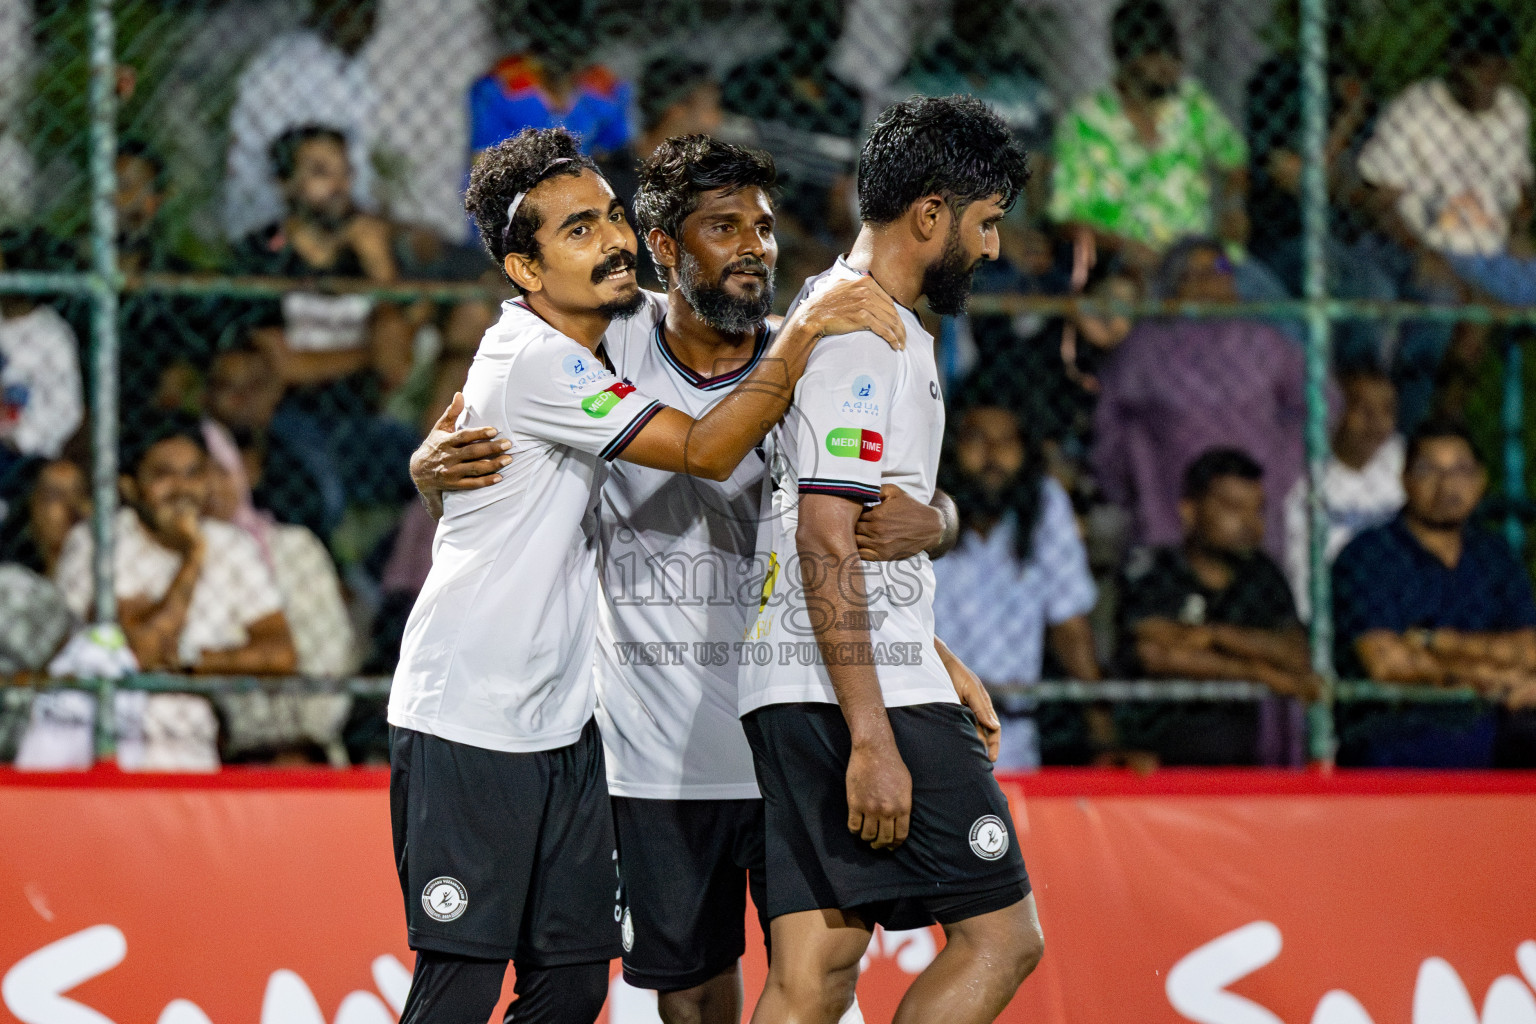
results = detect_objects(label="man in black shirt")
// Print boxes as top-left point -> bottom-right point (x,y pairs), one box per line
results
1117,447 -> 1319,764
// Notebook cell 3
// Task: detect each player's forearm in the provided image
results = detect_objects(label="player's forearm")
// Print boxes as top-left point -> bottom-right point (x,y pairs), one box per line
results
679,323 -> 816,479
926,489 -> 960,559
797,502 -> 896,750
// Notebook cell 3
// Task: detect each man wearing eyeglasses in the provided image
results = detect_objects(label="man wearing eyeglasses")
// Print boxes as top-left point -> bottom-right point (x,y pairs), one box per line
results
1333,418 -> 1536,767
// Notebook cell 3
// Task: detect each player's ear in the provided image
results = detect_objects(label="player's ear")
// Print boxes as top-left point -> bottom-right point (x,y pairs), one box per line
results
504,251 -> 542,294
119,474 -> 138,503
912,195 -> 947,243
648,228 -> 679,276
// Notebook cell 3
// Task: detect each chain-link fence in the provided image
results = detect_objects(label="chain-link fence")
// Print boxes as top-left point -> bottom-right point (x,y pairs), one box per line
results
1,0 -> 1535,769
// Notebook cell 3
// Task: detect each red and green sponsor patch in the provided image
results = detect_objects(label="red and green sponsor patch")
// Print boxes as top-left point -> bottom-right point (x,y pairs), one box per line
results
825,428 -> 883,461
582,380 -> 635,418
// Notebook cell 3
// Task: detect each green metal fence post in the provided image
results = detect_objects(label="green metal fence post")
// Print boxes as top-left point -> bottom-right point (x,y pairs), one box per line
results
1299,0 -> 1337,765
88,0 -> 120,761
1504,338 -> 1525,553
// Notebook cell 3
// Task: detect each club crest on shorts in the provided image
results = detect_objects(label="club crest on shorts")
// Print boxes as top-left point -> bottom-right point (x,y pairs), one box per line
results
422,876 -> 468,922
621,907 -> 635,952
969,815 -> 1009,861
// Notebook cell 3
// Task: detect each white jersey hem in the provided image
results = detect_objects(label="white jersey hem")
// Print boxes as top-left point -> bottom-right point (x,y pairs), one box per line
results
605,780 -> 762,800
385,710 -> 588,754
738,686 -> 960,717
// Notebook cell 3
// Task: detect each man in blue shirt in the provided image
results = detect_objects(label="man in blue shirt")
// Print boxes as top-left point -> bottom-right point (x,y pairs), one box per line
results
1333,419 -> 1536,767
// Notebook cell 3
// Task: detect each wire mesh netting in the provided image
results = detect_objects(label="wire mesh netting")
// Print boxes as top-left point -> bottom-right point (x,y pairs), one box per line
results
1,0 -> 1535,769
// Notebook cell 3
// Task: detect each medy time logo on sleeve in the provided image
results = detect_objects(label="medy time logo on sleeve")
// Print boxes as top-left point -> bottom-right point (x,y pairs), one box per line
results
583,381 -> 636,418
825,428 -> 883,461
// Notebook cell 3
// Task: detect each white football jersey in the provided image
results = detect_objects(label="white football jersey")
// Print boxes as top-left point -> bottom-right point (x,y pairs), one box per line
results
595,291 -> 771,799
738,258 -> 957,714
389,299 -> 666,753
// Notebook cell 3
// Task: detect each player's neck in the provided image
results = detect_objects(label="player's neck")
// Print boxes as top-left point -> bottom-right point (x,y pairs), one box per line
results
845,226 -> 924,310
523,293 -> 611,350
663,293 -> 760,378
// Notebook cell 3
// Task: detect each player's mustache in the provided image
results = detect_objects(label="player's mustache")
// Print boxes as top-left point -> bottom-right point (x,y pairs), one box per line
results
591,250 -> 637,283
720,256 -> 769,282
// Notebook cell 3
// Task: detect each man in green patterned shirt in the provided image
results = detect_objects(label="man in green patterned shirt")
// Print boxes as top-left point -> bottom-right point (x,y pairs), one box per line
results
1049,0 -> 1250,277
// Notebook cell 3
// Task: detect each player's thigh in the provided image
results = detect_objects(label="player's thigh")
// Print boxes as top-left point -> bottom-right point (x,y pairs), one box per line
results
941,893 -> 1044,979
766,909 -> 873,984
615,798 -> 755,990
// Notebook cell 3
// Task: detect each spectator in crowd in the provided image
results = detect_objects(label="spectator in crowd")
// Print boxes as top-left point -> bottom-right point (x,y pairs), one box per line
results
601,57 -> 723,288
203,342 -> 340,539
1092,238 -> 1309,560
932,398 -> 1100,770
53,418 -> 296,676
900,0 -> 1055,158
223,0 -> 380,240
1333,420 -> 1536,768
1245,44 -> 1395,369
468,1 -> 631,160
203,456 -> 356,678
233,124 -> 416,508
1117,448 -> 1318,765
1356,4 -> 1527,424
723,0 -> 863,286
0,236 -> 84,498
0,458 -> 88,577
1049,0 -> 1268,291
1283,368 -> 1404,619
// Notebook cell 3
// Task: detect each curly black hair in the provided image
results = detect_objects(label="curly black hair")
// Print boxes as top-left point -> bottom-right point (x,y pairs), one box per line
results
465,127 -> 599,267
631,134 -> 776,266
856,95 -> 1030,226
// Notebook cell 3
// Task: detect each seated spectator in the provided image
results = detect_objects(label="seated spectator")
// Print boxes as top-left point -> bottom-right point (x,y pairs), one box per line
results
469,3 -> 631,160
113,140 -> 245,412
223,0 -> 380,240
723,0 -> 863,286
1283,368 -> 1404,618
900,0 -> 1055,157
232,124 -> 417,507
204,342 -> 340,538
0,245 -> 84,497
1049,0 -> 1279,305
52,417 -> 297,675
1245,45 -> 1394,369
1091,238 -> 1309,560
932,398 -> 1100,770
1333,420 -> 1536,768
0,458 -> 88,576
1117,448 -> 1318,766
1355,4 -> 1526,423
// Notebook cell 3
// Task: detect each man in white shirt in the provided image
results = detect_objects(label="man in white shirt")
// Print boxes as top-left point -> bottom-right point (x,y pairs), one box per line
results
932,400 -> 1100,770
739,96 -> 1041,1024
54,419 -> 295,676
222,0 -> 380,240
1283,368 -> 1405,619
387,127 -> 903,1024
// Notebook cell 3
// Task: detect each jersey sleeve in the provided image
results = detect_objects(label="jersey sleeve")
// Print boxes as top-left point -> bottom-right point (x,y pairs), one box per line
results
509,332 -> 667,461
787,331 -> 896,503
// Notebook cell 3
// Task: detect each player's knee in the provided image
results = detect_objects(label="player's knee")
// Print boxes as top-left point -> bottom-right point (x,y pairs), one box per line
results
949,900 -> 1044,992
506,961 -> 609,1024
768,962 -> 859,1024
656,987 -> 706,1024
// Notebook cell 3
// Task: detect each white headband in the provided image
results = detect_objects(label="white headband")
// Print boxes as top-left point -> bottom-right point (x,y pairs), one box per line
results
504,157 -> 576,238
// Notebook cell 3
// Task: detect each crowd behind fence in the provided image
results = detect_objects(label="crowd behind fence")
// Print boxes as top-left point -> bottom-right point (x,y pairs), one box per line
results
1,0 -> 1536,771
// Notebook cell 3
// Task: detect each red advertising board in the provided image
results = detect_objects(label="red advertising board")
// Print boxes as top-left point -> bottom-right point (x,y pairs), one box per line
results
2,768 -> 1534,1024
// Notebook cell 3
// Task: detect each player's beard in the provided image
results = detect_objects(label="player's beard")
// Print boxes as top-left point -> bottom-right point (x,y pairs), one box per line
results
921,222 -> 983,316
593,250 -> 645,319
676,250 -> 775,335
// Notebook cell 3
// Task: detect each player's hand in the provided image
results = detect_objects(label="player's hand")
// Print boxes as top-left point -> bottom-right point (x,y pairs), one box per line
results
855,484 -> 943,561
410,393 -> 512,517
846,737 -> 912,851
785,275 -> 906,351
941,650 -> 1001,762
